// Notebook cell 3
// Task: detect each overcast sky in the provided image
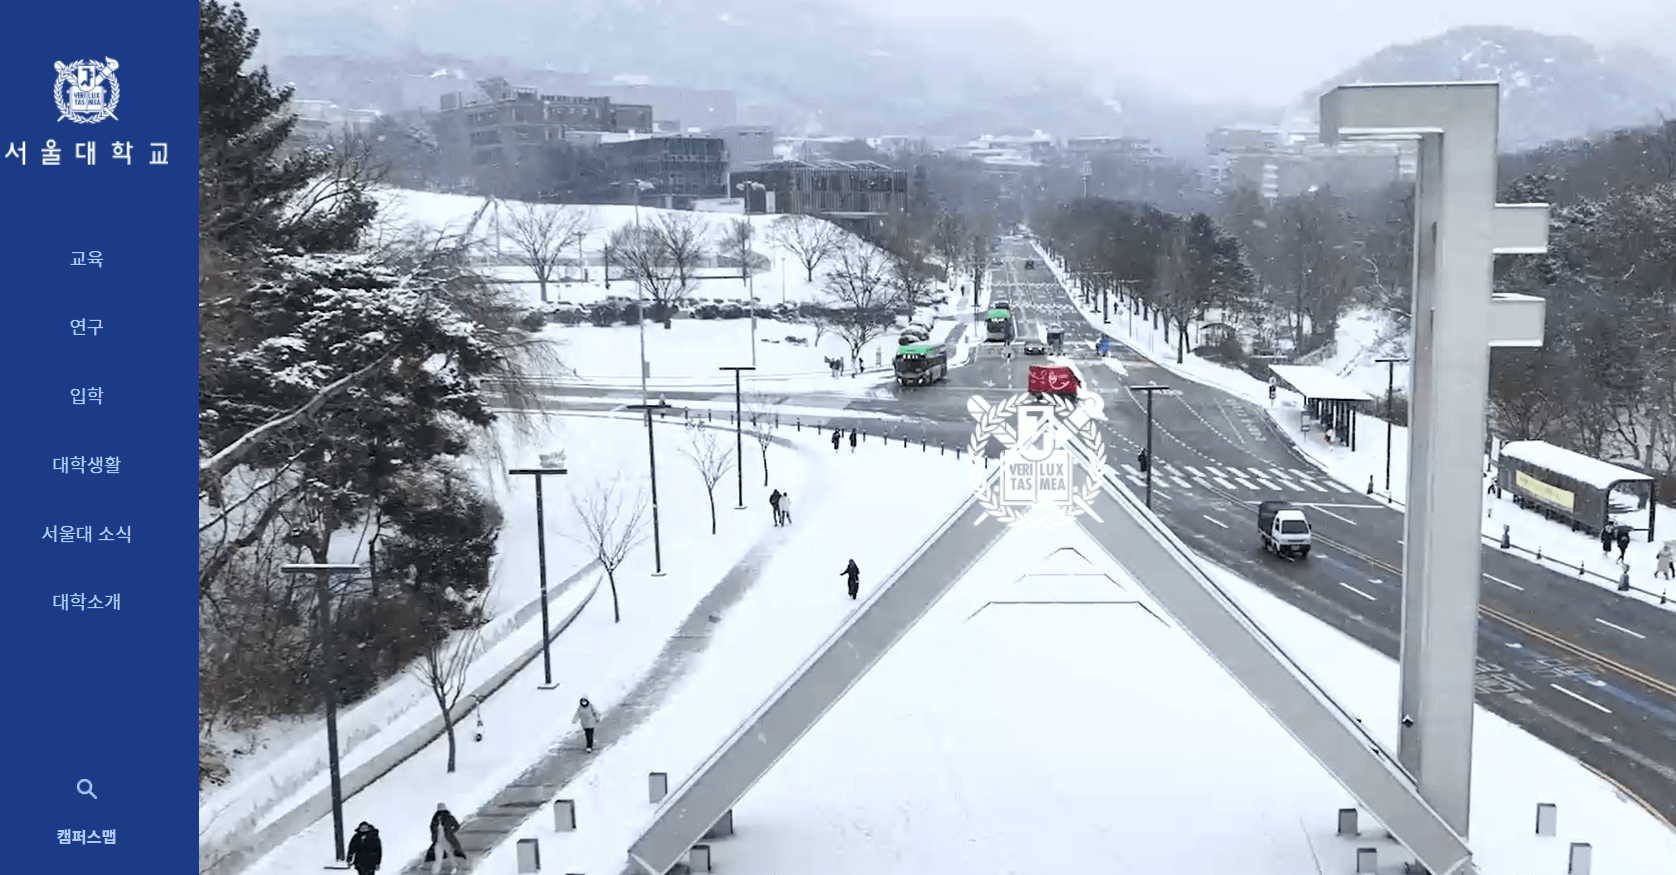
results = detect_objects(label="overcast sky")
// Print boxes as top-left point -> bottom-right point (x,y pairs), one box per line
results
847,0 -> 1675,105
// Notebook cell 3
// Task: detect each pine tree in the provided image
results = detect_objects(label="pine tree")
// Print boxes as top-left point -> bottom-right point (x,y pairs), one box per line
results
199,0 -> 373,256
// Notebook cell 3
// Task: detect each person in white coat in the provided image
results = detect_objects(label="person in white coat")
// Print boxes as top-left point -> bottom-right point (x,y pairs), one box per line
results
573,697 -> 601,752
778,492 -> 792,525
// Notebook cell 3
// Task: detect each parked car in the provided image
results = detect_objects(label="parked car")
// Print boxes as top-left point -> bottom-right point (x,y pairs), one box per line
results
1024,259 -> 1036,269
1023,342 -> 1046,356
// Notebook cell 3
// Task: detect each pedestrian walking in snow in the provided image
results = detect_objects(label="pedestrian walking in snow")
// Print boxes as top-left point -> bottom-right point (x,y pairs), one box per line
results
1616,525 -> 1632,562
779,492 -> 792,525
849,429 -> 858,453
347,822 -> 382,875
573,697 -> 601,752
769,489 -> 783,526
841,558 -> 860,600
424,804 -> 466,875
1655,544 -> 1674,580
1600,526 -> 1615,555
831,429 -> 842,453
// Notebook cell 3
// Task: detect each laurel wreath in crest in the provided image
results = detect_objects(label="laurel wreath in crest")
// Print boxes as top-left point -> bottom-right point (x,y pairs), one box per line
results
55,60 -> 120,124
966,392 -> 1106,529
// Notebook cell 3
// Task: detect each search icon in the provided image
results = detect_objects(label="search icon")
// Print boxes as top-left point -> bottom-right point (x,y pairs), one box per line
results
76,779 -> 97,800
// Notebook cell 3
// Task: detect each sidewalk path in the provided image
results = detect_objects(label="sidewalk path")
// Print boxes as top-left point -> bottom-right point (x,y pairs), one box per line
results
398,437 -> 830,872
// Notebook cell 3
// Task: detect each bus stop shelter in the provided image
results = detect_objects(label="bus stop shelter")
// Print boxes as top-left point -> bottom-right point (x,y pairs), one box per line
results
1268,364 -> 1374,450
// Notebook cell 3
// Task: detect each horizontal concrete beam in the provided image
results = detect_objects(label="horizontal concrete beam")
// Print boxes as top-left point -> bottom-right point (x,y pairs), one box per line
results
1319,82 -> 1497,144
1488,294 -> 1547,348
1490,203 -> 1550,254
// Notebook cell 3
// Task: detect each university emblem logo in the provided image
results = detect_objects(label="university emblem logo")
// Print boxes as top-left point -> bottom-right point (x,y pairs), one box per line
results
55,58 -> 120,124
966,390 -> 1107,529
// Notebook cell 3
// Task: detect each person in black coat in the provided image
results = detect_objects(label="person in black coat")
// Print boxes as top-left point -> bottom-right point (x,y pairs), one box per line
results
769,489 -> 783,526
849,429 -> 858,453
841,559 -> 860,600
424,804 -> 466,873
1616,525 -> 1632,562
346,822 -> 382,875
831,429 -> 842,453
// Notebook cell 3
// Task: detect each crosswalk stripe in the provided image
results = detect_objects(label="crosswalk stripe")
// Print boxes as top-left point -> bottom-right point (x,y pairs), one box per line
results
1248,469 -> 1283,491
1267,469 -> 1304,490
1184,465 -> 1206,479
1286,471 -> 1324,490
1323,479 -> 1354,493
1232,473 -> 1259,490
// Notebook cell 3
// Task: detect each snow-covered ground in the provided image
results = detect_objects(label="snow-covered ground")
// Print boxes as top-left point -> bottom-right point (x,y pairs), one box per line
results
479,522 -> 1675,875
226,413 -> 972,875
213,405 -> 1674,875
201,412 -> 811,862
1030,240 -> 1676,608
541,316 -> 965,395
374,188 -> 972,392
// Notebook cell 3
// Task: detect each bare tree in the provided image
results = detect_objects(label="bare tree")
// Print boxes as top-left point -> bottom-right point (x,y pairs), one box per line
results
615,224 -> 680,325
743,390 -> 780,486
657,212 -> 708,298
822,241 -> 902,367
888,244 -> 936,317
503,201 -> 593,303
565,475 -> 649,623
720,218 -> 756,286
768,214 -> 845,281
409,604 -> 486,774
617,213 -> 706,326
679,424 -> 736,535
930,210 -> 967,291
968,230 -> 992,309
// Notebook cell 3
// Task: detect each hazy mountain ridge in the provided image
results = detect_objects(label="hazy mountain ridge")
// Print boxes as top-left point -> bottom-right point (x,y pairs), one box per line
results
1294,26 -> 1676,150
238,0 -> 1239,150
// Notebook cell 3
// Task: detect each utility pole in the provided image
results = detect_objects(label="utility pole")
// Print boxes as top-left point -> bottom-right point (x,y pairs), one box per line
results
720,366 -> 756,509
508,452 -> 570,688
1375,357 -> 1409,496
280,563 -> 362,864
1133,385 -> 1170,509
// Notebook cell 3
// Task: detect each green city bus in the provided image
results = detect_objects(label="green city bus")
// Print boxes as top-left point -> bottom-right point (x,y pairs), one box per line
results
894,343 -> 950,386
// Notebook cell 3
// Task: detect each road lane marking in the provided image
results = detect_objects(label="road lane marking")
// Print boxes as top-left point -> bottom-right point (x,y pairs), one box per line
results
1310,506 -> 1358,526
1203,514 -> 1229,529
1323,478 -> 1354,494
1339,582 -> 1378,601
1548,683 -> 1613,714
1218,404 -> 1248,444
1594,618 -> 1646,640
1306,529 -> 1676,701
1484,574 -> 1524,591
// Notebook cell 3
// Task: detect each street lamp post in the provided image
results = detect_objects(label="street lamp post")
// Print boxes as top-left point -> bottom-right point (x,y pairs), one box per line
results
508,451 -> 570,689
1133,385 -> 1170,509
720,366 -> 756,509
629,178 -> 666,575
1374,357 -> 1409,497
280,562 -> 362,864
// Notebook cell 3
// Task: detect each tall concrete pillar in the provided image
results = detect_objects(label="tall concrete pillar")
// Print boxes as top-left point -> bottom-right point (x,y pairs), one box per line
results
1321,82 -> 1549,838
